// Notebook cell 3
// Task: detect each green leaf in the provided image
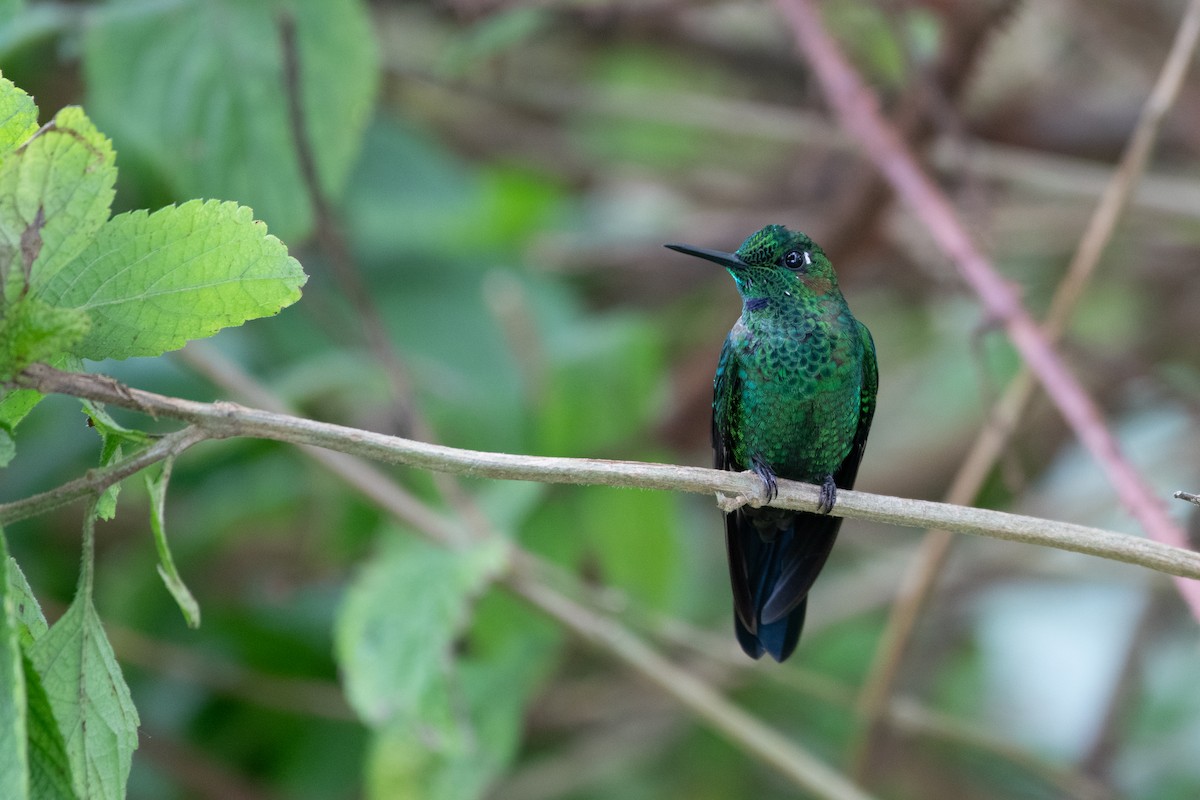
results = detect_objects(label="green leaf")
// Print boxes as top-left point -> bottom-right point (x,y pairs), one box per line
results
0,387 -> 41,467
0,105 -> 116,303
0,355 -> 79,466
145,460 -> 200,627
0,531 -> 29,800
365,593 -> 559,800
81,401 -> 150,521
22,653 -> 75,800
335,532 -> 507,728
0,298 -> 90,380
0,73 -> 37,155
538,315 -> 665,455
580,487 -> 680,609
5,558 -> 47,648
83,0 -> 378,243
0,540 -> 75,800
28,591 -> 138,800
35,199 -> 306,360
80,402 -> 149,449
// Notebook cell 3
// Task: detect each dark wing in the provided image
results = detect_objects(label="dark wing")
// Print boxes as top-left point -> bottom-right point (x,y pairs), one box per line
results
712,339 -> 758,635
832,320 -> 878,491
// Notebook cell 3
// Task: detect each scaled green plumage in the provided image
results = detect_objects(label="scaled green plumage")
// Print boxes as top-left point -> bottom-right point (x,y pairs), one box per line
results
667,225 -> 878,661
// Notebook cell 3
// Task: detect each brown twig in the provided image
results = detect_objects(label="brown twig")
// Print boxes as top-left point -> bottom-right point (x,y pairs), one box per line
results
775,0 -> 1200,618
848,0 -> 1200,779
277,14 -> 493,536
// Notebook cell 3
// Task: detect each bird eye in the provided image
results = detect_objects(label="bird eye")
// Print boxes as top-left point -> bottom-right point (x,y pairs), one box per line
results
783,250 -> 808,270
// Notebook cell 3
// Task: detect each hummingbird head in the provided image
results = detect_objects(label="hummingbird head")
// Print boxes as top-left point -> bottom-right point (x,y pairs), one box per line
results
665,224 -> 840,301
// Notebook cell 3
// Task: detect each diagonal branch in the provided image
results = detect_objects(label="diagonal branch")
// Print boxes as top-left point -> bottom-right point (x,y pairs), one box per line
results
774,0 -> 1200,618
849,0 -> 1200,779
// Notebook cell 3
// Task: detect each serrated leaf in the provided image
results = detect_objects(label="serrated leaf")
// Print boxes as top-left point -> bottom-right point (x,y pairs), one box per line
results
28,592 -> 138,800
0,531 -> 29,800
35,199 -> 306,360
83,0 -> 377,243
335,532 -> 507,728
0,73 -> 37,155
0,298 -> 91,378
145,462 -> 200,627
0,106 -> 116,303
6,558 -> 47,648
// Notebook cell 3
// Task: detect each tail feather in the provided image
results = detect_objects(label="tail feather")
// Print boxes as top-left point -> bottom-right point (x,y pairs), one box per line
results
727,510 -> 842,661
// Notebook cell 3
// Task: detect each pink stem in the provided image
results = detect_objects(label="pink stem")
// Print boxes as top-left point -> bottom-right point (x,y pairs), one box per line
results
776,0 -> 1200,617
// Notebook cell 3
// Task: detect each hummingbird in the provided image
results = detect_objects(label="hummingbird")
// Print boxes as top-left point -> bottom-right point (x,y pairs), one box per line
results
666,225 -> 877,661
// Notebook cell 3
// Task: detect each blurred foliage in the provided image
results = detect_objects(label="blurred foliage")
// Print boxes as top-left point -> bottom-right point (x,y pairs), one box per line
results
3,0 -> 1200,798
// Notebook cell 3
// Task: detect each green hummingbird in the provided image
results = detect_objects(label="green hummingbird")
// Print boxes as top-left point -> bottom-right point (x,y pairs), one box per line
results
666,225 -> 877,661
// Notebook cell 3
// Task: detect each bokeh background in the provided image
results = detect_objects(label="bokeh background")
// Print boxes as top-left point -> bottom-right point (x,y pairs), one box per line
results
3,0 -> 1200,798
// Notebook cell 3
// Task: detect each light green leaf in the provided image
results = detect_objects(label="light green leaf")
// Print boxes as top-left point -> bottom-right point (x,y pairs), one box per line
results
0,356 -> 79,466
0,387 -> 32,465
0,531 -> 29,800
80,402 -> 149,448
0,106 -> 116,303
0,298 -> 91,378
36,199 -> 306,360
145,460 -> 200,627
83,0 -> 378,243
366,595 -> 558,800
28,591 -> 138,800
82,401 -> 149,521
0,73 -> 37,155
335,532 -> 508,728
5,558 -> 47,648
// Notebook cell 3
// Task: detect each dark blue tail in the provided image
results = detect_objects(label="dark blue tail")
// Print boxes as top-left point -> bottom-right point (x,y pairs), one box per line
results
727,510 -> 841,661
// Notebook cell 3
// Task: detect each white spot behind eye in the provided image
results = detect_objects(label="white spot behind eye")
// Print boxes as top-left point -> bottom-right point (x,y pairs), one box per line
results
803,251 -> 812,265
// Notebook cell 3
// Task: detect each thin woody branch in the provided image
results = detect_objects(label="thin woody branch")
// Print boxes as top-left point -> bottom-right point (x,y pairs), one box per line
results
13,362 -> 1200,583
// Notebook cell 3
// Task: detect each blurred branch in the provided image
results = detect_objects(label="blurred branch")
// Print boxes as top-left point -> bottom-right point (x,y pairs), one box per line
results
395,69 -> 1200,219
167,346 -> 876,800
850,0 -> 1200,780
277,13 -> 419,434
816,0 -> 1018,260
507,568 -> 875,800
15,362 -> 1200,582
775,0 -> 1200,618
278,13 -> 492,536
648,613 -> 1115,800
92,614 -> 355,722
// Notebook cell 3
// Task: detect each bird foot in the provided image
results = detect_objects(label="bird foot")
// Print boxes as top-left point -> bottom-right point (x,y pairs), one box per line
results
717,461 -> 777,512
750,455 -> 778,503
816,474 -> 837,514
